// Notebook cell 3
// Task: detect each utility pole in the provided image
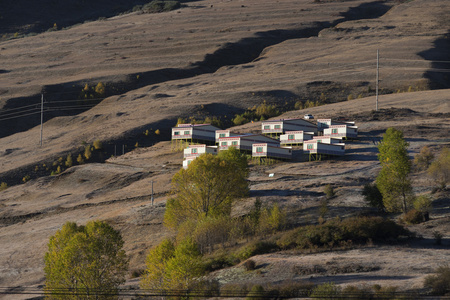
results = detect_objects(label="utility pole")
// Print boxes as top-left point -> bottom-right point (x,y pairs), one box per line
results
151,180 -> 154,206
376,49 -> 379,111
40,93 -> 44,147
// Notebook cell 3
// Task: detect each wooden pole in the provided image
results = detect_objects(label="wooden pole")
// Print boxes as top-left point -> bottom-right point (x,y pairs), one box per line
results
376,49 -> 379,111
40,93 -> 44,147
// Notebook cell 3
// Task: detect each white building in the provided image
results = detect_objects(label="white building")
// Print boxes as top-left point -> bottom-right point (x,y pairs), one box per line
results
218,134 -> 280,151
261,118 -> 318,136
312,136 -> 343,144
317,119 -> 356,131
323,124 -> 358,139
182,144 -> 218,169
171,123 -> 221,143
303,140 -> 345,156
252,143 -> 292,160
280,131 -> 315,145
215,129 -> 240,143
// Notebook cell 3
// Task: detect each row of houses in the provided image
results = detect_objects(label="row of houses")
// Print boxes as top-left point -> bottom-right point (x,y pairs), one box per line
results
172,117 -> 357,168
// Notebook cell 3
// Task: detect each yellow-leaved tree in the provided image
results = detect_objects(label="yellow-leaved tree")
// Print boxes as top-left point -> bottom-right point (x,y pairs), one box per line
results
164,147 -> 248,230
44,221 -> 128,299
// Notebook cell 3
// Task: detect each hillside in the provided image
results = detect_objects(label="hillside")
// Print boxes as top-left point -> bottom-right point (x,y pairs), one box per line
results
0,0 -> 449,298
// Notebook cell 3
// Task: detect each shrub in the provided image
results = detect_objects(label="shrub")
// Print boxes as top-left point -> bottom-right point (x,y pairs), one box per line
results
233,114 -> 248,126
318,199 -> 328,220
94,82 -> 105,97
433,231 -> 443,245
428,147 -> 449,190
22,175 -> 30,183
142,1 -> 181,13
84,145 -> 92,160
310,282 -> 341,299
275,280 -> 315,298
155,129 -> 160,135
414,146 -> 434,170
238,241 -> 279,260
0,182 -> 8,191
246,285 -> 265,300
413,194 -> 432,214
77,154 -> 84,164
424,265 -> 450,295
324,184 -> 335,199
277,216 -> 411,250
203,251 -> 239,272
93,140 -> 102,150
244,259 -> 256,271
257,203 -> 286,235
402,209 -> 425,224
294,101 -> 303,110
65,154 -> 73,168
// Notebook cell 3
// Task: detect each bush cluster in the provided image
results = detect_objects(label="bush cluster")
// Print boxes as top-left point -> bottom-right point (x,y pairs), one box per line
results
175,116 -> 223,128
277,216 -> 412,250
424,265 -> 450,295
142,0 -> 180,13
233,102 -> 279,125
401,209 -> 427,224
310,283 -> 406,300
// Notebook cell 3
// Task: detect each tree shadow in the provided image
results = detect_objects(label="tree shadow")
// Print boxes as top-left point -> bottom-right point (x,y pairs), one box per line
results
418,30 -> 450,89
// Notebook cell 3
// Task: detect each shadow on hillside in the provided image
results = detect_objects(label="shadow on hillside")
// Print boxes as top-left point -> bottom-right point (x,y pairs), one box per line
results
344,151 -> 378,162
250,189 -> 323,198
309,274 -> 414,285
0,1 -> 396,139
419,30 -> 450,89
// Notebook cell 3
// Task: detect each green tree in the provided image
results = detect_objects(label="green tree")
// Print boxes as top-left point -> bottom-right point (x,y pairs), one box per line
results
141,239 -> 204,291
192,216 -> 231,254
376,128 -> 413,213
165,239 -> 204,290
232,114 -> 248,126
140,239 -> 175,290
428,147 -> 450,190
165,148 -> 249,229
258,203 -> 286,235
44,221 -> 128,299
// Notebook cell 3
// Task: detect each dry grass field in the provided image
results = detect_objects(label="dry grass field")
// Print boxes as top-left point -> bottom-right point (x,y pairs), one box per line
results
0,0 -> 449,298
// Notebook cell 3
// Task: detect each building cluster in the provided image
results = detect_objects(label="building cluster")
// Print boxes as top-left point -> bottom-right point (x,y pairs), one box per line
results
171,118 -> 357,168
